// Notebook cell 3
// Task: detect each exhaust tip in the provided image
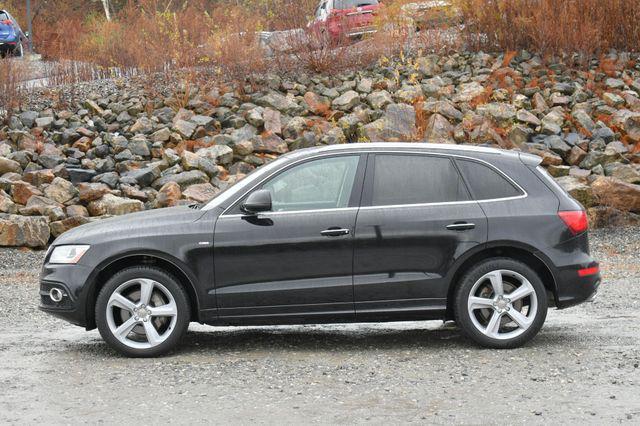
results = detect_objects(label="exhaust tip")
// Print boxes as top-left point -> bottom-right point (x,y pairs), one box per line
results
49,288 -> 64,303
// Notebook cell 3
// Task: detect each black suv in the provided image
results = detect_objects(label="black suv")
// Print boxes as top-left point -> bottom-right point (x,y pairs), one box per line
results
40,143 -> 601,357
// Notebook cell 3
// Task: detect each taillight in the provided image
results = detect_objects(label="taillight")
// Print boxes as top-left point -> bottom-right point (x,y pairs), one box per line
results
578,266 -> 600,277
558,210 -> 588,235
1,20 -> 12,25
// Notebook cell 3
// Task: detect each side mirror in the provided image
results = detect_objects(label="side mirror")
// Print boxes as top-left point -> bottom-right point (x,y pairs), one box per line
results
24,31 -> 30,39
241,189 -> 272,214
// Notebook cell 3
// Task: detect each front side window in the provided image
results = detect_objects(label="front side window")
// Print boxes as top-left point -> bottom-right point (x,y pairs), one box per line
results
261,155 -> 360,212
456,159 -> 523,200
372,154 -> 469,206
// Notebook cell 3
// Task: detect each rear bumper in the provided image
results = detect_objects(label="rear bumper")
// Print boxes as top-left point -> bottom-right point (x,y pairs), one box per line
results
554,262 -> 601,309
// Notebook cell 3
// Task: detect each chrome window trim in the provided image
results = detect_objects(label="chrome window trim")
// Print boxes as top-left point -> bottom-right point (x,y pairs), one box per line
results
217,149 -> 528,217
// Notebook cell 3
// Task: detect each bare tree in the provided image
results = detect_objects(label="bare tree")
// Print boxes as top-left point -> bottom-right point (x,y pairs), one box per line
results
101,0 -> 112,21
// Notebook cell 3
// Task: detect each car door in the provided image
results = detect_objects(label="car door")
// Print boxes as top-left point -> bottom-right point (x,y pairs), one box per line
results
353,152 -> 488,320
213,154 -> 365,323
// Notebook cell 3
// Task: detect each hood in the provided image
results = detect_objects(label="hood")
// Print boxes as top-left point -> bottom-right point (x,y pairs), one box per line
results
53,206 -> 208,246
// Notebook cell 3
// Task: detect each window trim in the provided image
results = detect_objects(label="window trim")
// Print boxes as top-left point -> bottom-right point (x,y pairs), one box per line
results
219,150 -> 527,217
454,157 -> 526,202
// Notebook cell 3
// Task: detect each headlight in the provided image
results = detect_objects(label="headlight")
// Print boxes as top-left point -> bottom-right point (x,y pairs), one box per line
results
49,245 -> 90,264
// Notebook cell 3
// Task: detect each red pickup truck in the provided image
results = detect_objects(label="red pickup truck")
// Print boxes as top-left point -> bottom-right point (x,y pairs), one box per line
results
308,0 -> 381,42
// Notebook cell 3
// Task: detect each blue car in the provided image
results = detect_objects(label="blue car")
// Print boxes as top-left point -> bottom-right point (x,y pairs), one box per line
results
0,9 -> 27,57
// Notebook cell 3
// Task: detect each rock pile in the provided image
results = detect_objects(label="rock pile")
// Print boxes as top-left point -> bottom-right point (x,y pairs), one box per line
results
1,50 -> 640,247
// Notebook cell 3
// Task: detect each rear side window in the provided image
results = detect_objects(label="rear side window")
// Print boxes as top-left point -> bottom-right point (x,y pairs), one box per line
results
372,154 -> 469,206
456,159 -> 523,200
334,0 -> 378,9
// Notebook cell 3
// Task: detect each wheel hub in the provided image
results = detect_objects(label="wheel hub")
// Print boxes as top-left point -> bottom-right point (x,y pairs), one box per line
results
134,305 -> 151,322
493,296 -> 510,313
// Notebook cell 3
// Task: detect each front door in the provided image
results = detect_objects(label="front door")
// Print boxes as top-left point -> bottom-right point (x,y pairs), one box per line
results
213,154 -> 365,323
353,153 -> 488,320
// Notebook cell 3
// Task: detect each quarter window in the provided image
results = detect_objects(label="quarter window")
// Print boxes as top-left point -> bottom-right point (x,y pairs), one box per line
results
371,155 -> 469,206
456,159 -> 523,200
261,155 -> 360,212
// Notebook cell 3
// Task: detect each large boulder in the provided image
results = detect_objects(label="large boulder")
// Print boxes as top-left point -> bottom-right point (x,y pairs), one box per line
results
196,145 -> 234,165
0,214 -> 50,248
591,176 -> 640,213
0,157 -> 22,175
87,194 -> 144,216
423,113 -> 454,143
361,103 -> 416,142
183,183 -> 218,204
43,177 -> 78,205
555,176 -> 595,208
50,216 -> 92,238
152,170 -> 209,190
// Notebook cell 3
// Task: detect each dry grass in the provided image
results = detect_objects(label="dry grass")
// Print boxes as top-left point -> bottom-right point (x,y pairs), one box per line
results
456,0 -> 640,55
0,58 -> 23,120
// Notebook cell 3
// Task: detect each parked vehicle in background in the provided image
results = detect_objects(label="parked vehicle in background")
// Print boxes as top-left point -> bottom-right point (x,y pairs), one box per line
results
308,0 -> 381,42
39,143 -> 601,357
0,9 -> 27,58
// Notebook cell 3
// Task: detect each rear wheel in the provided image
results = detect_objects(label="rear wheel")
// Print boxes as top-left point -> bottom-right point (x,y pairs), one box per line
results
454,258 -> 548,349
14,41 -> 23,57
96,266 -> 190,357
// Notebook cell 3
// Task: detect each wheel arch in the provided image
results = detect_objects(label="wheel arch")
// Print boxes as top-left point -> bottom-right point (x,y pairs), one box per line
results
445,242 -> 558,319
84,251 -> 201,330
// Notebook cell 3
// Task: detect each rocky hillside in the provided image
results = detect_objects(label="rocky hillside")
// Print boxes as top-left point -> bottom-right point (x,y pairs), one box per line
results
1,51 -> 640,248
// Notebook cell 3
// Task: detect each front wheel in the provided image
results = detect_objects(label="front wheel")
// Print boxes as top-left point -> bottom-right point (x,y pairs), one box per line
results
454,258 -> 548,349
95,266 -> 191,357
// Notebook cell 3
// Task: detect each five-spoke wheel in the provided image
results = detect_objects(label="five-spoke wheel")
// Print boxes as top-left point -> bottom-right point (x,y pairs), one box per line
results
455,258 -> 548,348
96,267 -> 190,357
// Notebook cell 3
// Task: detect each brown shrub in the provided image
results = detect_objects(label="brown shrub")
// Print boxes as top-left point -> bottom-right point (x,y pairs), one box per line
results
0,58 -> 23,120
456,0 -> 640,55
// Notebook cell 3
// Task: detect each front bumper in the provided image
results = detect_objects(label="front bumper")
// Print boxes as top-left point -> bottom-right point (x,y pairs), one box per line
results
39,262 -> 95,328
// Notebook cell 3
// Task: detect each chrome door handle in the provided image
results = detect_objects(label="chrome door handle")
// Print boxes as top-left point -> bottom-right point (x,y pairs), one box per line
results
321,228 -> 351,237
446,223 -> 476,231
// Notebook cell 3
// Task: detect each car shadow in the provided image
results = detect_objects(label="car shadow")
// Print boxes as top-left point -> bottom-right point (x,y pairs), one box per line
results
64,323 -> 584,358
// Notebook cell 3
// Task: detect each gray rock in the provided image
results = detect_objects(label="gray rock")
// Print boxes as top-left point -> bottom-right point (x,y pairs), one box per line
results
173,119 -> 197,139
257,92 -> 303,115
367,90 -> 393,110
43,177 -> 78,205
0,157 -> 22,175
424,114 -> 454,143
196,145 -> 234,165
87,194 -> 144,216
130,117 -> 155,134
332,90 -> 360,111
0,214 -> 50,248
19,111 -> 39,128
604,163 -> 640,184
545,135 -> 572,157
152,170 -> 210,191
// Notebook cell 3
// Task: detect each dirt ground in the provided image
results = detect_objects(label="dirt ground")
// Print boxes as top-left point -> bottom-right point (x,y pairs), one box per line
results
0,227 -> 639,424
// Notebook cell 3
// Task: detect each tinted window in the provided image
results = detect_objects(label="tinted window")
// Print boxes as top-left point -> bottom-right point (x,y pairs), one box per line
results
262,155 -> 359,212
0,12 -> 9,21
456,159 -> 522,200
334,0 -> 378,10
372,155 -> 469,206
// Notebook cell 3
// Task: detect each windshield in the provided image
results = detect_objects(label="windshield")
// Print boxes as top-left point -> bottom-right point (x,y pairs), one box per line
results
334,0 -> 378,9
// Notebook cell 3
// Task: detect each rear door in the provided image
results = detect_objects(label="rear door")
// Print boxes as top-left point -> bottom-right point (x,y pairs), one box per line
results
353,152 -> 488,320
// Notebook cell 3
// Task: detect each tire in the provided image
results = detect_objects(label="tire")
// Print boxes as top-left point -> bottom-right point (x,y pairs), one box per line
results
95,266 -> 190,357
453,258 -> 548,349
14,41 -> 24,58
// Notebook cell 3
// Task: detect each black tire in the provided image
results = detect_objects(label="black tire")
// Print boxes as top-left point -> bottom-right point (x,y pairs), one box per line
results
453,258 -> 548,349
14,41 -> 23,58
95,266 -> 190,357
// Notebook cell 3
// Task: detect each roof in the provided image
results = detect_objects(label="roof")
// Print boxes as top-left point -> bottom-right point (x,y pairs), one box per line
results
285,142 -> 541,165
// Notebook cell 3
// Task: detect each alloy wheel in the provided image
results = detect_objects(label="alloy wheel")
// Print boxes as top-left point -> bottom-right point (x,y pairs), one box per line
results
467,269 -> 538,340
105,278 -> 178,349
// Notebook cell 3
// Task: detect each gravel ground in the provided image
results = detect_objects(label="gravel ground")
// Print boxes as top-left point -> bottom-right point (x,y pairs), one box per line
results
0,227 -> 639,424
